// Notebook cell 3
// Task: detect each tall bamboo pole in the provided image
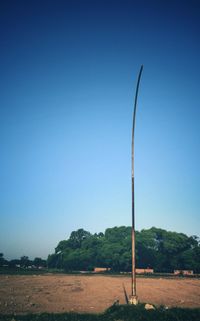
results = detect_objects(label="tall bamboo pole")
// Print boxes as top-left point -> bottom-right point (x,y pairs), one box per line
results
130,65 -> 143,304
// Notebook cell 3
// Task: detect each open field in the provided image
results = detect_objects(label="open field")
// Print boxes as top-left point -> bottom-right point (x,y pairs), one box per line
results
0,274 -> 200,315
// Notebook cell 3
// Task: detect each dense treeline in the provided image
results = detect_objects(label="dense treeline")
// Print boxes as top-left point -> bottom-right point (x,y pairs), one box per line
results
47,227 -> 200,273
0,254 -> 46,269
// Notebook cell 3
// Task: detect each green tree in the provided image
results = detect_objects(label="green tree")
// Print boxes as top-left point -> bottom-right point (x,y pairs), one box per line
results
47,253 -> 62,268
33,257 -> 46,267
9,259 -> 21,268
20,256 -> 30,268
68,229 -> 91,249
55,240 -> 70,253
47,226 -> 199,273
0,253 -> 6,266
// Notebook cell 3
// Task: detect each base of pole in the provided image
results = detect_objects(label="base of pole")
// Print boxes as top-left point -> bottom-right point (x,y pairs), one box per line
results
128,295 -> 138,305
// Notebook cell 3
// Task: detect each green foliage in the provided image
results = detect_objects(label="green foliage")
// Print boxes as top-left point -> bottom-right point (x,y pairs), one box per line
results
48,253 -> 62,269
68,229 -> 91,249
33,257 -> 47,267
1,305 -> 200,321
20,256 -> 30,268
47,227 -> 200,273
0,253 -> 7,266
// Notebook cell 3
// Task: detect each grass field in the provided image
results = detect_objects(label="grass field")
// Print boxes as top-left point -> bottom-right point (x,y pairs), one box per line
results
1,305 -> 200,321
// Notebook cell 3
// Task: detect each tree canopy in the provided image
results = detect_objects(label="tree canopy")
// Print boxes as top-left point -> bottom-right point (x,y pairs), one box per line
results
47,227 -> 200,273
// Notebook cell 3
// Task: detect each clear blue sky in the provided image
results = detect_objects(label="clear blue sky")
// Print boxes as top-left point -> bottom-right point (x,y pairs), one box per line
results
0,0 -> 199,260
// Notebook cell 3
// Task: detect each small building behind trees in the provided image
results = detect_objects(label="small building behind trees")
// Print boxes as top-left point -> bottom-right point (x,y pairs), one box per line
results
174,270 -> 194,276
94,267 -> 111,273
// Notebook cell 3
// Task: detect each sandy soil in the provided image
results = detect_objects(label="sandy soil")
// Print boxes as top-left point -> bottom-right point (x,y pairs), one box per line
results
0,274 -> 200,314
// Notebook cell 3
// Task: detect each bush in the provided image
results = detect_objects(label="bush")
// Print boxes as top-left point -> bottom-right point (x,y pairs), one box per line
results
1,305 -> 200,321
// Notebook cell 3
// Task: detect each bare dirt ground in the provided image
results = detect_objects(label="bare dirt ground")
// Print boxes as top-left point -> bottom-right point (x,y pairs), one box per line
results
0,274 -> 200,314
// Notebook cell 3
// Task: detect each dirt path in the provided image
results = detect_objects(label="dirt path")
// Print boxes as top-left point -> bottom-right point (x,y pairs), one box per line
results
0,274 -> 200,314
